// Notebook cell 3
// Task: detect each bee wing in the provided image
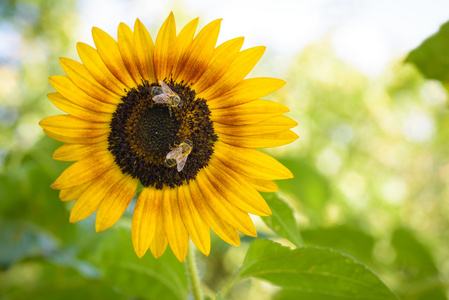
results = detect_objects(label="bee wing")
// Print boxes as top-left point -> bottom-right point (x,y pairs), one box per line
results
152,94 -> 170,104
176,154 -> 189,172
150,86 -> 163,96
159,81 -> 175,95
166,147 -> 182,160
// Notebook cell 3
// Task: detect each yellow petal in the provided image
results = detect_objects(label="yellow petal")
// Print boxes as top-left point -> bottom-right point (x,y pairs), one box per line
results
245,177 -> 278,192
92,27 -> 137,88
176,19 -> 222,84
132,187 -> 160,258
40,114 -> 110,130
196,172 -> 257,237
40,115 -> 110,139
207,77 -> 286,109
133,19 -> 156,83
69,165 -> 124,223
50,149 -> 115,190
162,188 -> 189,262
178,184 -> 211,256
210,99 -> 289,125
59,57 -> 121,105
171,17 -> 199,80
95,175 -> 138,232
118,22 -> 143,84
192,37 -> 244,93
218,129 -> 298,148
52,142 -> 107,162
154,12 -> 176,80
49,75 -> 117,113
197,46 -> 265,100
149,189 -> 169,258
213,141 -> 293,180
189,180 -> 240,246
207,158 -> 271,216
77,42 -> 127,95
43,129 -> 108,144
214,115 -> 297,136
47,92 -> 112,123
59,181 -> 91,202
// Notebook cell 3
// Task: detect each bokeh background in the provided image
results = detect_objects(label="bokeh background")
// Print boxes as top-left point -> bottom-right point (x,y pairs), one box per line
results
2,0 -> 449,299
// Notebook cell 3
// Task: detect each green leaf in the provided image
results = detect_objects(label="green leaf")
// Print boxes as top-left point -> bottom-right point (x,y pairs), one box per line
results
392,227 -> 446,300
90,226 -> 188,300
301,225 -> 375,266
238,239 -> 398,300
274,288 -> 354,300
260,193 -> 303,247
392,227 -> 439,277
406,20 -> 449,82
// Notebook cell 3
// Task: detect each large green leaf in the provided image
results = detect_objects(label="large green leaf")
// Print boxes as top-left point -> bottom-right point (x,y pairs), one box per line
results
89,226 -> 188,300
237,239 -> 398,300
406,20 -> 449,82
260,193 -> 303,247
301,225 -> 375,266
274,288 -> 355,300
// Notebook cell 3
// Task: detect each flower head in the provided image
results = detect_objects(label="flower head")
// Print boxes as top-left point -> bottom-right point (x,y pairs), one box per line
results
40,13 -> 298,262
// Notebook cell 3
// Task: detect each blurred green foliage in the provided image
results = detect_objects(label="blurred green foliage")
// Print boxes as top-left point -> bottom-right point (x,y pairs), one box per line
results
1,0 -> 449,299
407,20 -> 449,83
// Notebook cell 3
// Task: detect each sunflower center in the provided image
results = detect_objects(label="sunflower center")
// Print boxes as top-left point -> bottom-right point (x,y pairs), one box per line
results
139,106 -> 179,154
108,80 -> 217,189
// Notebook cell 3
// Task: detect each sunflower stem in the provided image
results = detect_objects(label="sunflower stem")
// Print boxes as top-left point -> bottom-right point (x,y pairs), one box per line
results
187,245 -> 203,300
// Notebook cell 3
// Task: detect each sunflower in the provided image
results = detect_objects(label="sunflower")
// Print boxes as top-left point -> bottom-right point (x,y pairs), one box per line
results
40,13 -> 298,262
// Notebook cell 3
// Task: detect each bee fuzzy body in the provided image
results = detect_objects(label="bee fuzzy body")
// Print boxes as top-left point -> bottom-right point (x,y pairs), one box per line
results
164,139 -> 193,172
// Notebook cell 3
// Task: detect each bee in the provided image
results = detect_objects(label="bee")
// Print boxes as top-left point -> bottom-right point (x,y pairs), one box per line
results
150,81 -> 182,116
164,139 -> 193,172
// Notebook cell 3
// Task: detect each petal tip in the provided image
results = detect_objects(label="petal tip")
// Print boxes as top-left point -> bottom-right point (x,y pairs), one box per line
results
94,223 -> 103,233
198,244 -> 211,256
291,130 -> 299,142
285,169 -> 294,179
164,12 -> 175,24
69,212 -> 79,224
91,27 -> 106,40
136,250 -> 146,259
95,218 -> 107,232
259,45 -> 267,53
261,206 -> 272,216
48,76 -> 56,83
134,18 -> 145,29
132,238 -> 149,259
